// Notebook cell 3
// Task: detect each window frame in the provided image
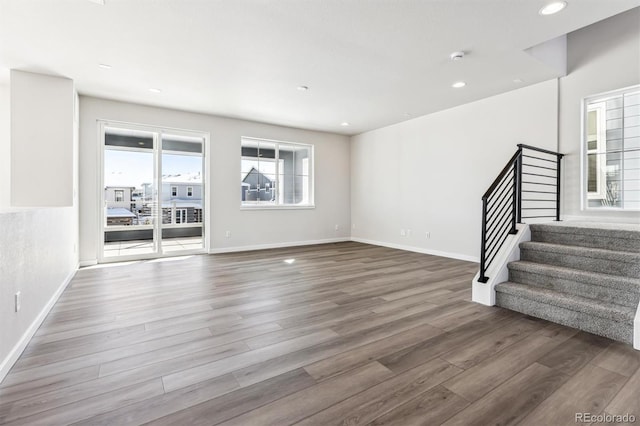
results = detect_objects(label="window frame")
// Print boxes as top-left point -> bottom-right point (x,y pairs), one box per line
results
240,137 -> 315,210
171,186 -> 177,197
114,189 -> 124,202
585,101 -> 607,201
187,186 -> 193,197
581,84 -> 640,211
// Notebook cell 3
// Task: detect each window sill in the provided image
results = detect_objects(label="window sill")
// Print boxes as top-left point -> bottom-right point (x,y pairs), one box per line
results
240,204 -> 315,211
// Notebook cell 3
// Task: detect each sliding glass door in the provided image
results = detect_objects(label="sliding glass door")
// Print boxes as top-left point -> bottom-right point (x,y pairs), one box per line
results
100,123 -> 206,262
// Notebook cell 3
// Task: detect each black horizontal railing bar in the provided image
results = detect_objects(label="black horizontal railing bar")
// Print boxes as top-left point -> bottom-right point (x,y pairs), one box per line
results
518,143 -> 564,158
482,151 -> 520,199
485,218 -> 513,254
522,154 -> 557,163
487,171 -> 515,205
487,177 -> 515,209
486,230 -> 512,264
522,190 -> 557,194
486,225 -> 513,259
522,172 -> 556,179
486,194 -> 514,224
521,207 -> 555,210
488,173 -> 515,202
522,163 -> 558,172
485,231 -> 511,267
486,213 -> 514,247
521,215 -> 557,219
521,198 -> 556,201
486,201 -> 514,234
486,212 -> 513,242
486,198 -> 513,227
521,181 -> 557,186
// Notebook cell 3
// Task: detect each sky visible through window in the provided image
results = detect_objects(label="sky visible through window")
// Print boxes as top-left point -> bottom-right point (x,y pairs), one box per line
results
105,150 -> 202,187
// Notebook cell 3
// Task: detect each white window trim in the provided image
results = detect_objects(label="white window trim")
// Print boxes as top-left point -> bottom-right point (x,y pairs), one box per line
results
171,186 -> 177,197
240,137 -> 315,209
187,186 -> 193,197
586,101 -> 607,200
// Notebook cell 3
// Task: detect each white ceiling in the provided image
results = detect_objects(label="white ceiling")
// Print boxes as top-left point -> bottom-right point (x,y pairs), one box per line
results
1,0 -> 638,135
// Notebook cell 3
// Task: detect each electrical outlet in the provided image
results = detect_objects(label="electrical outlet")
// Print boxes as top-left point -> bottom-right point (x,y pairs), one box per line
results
225,230 -> 231,238
400,229 -> 406,237
426,231 -> 431,239
15,291 -> 21,312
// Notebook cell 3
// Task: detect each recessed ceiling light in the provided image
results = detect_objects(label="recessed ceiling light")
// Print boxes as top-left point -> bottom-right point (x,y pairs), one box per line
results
149,88 -> 162,93
539,1 -> 567,15
341,122 -> 350,126
98,63 -> 112,69
513,78 -> 524,84
88,0 -> 105,5
450,51 -> 465,61
297,85 -> 309,91
452,81 -> 466,88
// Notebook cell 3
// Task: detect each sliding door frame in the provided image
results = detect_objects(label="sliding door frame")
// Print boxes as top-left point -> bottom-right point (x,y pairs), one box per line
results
97,119 -> 210,263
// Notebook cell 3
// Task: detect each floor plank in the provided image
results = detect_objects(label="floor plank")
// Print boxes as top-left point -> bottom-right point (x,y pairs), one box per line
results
0,242 -> 636,425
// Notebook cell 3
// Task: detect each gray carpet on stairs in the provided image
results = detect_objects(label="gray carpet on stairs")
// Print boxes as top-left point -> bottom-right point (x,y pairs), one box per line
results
494,222 -> 640,346
508,261 -> 640,308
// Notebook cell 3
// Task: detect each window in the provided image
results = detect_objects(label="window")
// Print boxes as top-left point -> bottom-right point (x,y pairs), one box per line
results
187,186 -> 193,197
583,86 -> 640,210
241,137 -> 313,207
174,208 -> 187,224
171,186 -> 177,197
114,190 -> 124,202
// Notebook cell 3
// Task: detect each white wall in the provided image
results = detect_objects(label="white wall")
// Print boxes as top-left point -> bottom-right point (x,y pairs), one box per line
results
0,207 -> 78,382
0,81 -> 9,208
10,70 -> 75,207
79,97 -> 351,264
0,70 -> 79,383
559,8 -> 640,222
351,80 -> 559,261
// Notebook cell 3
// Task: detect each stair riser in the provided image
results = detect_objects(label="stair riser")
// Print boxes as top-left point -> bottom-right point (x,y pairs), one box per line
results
509,269 -> 640,308
495,292 -> 633,344
521,249 -> 640,279
531,229 -> 640,253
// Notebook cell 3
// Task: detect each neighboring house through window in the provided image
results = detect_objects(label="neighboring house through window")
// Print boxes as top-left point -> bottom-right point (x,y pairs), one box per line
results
240,137 -> 313,207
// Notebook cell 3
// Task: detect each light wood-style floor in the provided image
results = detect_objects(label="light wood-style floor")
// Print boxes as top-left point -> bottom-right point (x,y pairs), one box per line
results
1,242 -> 638,425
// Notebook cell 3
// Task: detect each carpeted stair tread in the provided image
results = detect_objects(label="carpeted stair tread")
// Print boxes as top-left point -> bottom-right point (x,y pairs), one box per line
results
530,222 -> 640,253
508,261 -> 640,296
495,281 -> 636,324
520,241 -> 640,279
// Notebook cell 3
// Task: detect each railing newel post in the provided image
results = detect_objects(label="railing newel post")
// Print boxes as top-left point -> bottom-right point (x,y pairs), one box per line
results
556,154 -> 562,221
479,196 -> 488,283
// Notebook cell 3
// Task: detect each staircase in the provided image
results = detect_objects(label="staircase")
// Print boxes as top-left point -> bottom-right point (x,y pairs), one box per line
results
495,223 -> 640,344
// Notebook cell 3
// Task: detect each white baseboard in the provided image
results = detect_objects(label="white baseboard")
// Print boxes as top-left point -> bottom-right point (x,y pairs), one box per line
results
79,259 -> 98,267
350,237 -> 479,263
0,264 -> 78,384
209,237 -> 351,254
